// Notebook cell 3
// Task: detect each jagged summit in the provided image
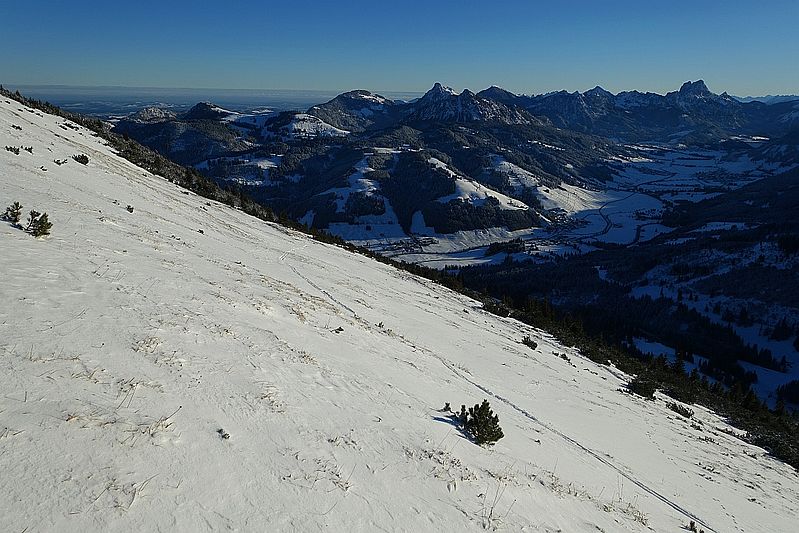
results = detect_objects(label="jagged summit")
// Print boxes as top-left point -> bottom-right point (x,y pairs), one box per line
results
584,86 -> 614,98
678,79 -> 712,96
481,85 -> 513,95
409,83 -> 532,124
476,85 -> 525,106
672,80 -> 738,104
426,82 -> 458,97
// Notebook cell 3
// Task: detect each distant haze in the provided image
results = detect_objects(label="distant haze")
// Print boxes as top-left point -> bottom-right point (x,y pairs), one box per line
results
3,85 -> 423,117
1,1 -> 797,96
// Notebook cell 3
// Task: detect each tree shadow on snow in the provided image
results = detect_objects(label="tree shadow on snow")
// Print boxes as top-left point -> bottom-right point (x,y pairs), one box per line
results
432,414 -> 471,441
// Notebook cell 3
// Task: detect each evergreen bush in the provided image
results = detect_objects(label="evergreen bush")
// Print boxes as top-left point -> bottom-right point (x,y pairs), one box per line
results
627,377 -> 657,399
72,154 -> 89,165
666,401 -> 694,418
462,399 -> 504,446
25,210 -> 52,237
3,201 -> 23,225
522,335 -> 538,350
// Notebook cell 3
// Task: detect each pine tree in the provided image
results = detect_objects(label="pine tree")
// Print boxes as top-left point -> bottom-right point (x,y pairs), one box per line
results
25,210 -> 52,237
3,201 -> 22,225
775,397 -> 786,416
25,210 -> 41,232
31,212 -> 52,237
770,317 -> 792,341
465,399 -> 504,446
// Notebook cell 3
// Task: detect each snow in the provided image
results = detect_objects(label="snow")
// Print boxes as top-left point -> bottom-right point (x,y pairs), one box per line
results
611,145 -> 785,204
212,105 -> 241,122
410,210 -> 436,236
489,156 -> 613,215
352,92 -> 388,104
690,222 -> 748,233
2,96 -> 799,532
633,338 -> 677,360
431,158 -> 529,210
286,113 -> 349,137
437,179 -> 529,210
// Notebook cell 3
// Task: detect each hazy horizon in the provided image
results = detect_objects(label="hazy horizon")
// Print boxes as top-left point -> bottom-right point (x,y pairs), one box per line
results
4,81 -> 797,101
2,1 -> 797,96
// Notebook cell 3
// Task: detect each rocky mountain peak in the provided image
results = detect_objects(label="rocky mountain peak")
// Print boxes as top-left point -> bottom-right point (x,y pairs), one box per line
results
678,80 -> 712,97
584,86 -> 614,99
425,83 -> 458,99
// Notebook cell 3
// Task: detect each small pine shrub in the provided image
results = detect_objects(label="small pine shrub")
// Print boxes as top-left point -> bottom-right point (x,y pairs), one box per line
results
522,335 -> 538,350
32,212 -> 52,237
667,401 -> 694,418
464,399 -> 504,446
627,376 -> 657,399
25,210 -> 40,231
3,201 -> 23,225
72,154 -> 89,165
25,210 -> 52,237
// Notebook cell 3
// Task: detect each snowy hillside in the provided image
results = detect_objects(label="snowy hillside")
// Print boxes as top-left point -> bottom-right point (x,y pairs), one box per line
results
284,113 -> 349,138
3,97 -> 799,532
431,157 -> 529,211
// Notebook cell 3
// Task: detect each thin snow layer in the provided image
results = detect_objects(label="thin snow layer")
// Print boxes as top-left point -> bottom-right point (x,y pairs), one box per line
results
611,146 -> 782,203
286,113 -> 348,137
2,98 -> 799,532
489,156 -> 607,214
322,157 -> 407,241
431,157 -> 528,210
438,179 -> 529,210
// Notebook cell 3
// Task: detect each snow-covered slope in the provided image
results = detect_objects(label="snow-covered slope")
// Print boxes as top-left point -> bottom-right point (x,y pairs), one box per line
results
285,113 -> 349,137
431,157 -> 529,210
2,97 -> 798,532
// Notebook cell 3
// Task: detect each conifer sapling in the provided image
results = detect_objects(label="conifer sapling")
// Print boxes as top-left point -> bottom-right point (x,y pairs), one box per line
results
4,201 -> 22,225
465,399 -> 504,446
25,210 -> 53,237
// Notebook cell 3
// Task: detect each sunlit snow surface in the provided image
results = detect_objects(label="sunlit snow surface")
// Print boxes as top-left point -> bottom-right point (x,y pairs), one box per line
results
2,97 -> 799,532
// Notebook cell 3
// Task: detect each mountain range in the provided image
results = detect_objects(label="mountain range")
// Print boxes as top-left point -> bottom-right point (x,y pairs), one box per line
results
109,80 -> 798,245
303,80 -> 799,142
3,86 -> 799,533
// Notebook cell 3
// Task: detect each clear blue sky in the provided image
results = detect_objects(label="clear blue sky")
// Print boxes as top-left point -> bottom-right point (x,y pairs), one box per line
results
2,0 -> 797,96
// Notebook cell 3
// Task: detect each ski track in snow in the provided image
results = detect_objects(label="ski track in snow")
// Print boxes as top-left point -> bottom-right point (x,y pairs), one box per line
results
407,335 -> 717,532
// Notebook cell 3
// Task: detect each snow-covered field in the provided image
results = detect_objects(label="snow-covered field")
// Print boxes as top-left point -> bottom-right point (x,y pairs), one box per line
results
612,145 -> 786,204
3,97 -> 799,532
